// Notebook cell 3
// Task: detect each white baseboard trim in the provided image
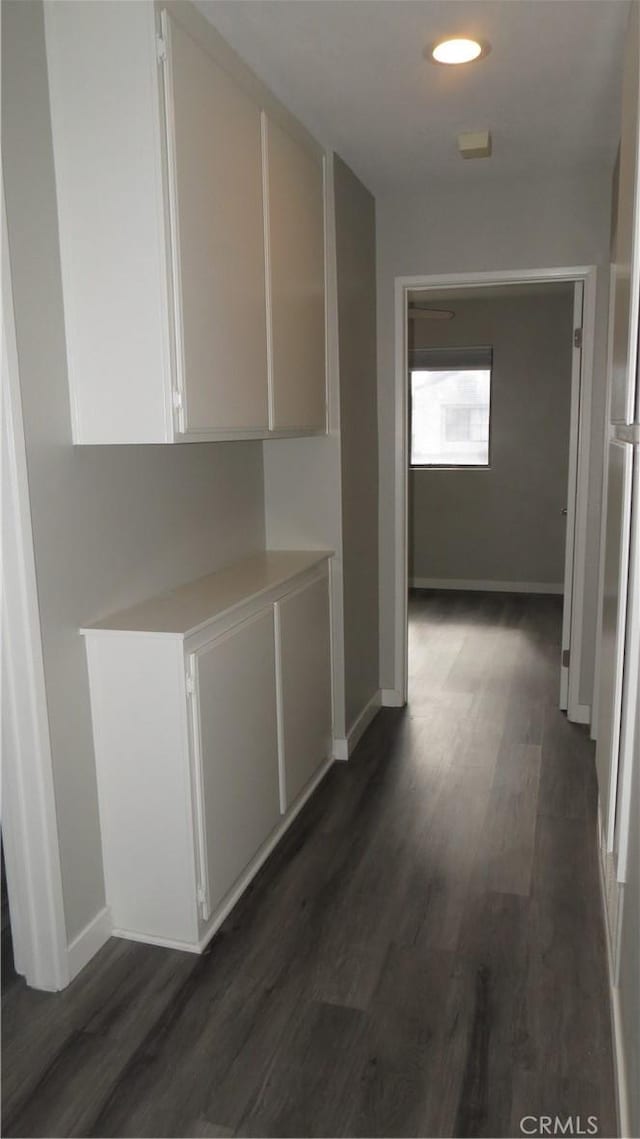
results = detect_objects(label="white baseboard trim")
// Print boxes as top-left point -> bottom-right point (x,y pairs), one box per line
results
381,688 -> 405,707
410,577 -> 564,595
333,690 -> 382,760
597,804 -> 630,1139
111,927 -> 202,954
67,905 -> 112,982
568,702 -> 591,726
332,738 -> 349,761
610,984 -> 631,1139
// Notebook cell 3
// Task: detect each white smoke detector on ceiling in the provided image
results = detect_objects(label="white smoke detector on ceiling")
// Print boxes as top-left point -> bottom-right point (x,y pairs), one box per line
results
458,130 -> 492,159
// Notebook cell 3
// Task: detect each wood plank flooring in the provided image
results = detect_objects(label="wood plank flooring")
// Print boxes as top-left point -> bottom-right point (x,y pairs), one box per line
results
2,591 -> 617,1138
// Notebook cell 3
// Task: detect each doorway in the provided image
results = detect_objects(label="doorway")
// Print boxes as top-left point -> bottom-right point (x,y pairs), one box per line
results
392,267 -> 597,723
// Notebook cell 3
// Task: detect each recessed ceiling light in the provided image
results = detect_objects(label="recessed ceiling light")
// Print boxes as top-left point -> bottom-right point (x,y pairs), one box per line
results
430,38 -> 486,65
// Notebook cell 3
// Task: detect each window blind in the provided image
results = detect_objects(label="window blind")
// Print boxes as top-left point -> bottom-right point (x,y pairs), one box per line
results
408,345 -> 493,371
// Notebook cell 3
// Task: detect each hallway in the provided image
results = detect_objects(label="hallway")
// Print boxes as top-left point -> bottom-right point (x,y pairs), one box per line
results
2,592 -> 616,1138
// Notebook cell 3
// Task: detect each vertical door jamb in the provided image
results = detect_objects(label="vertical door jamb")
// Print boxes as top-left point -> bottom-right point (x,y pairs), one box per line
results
560,280 -> 584,711
2,198 -> 69,990
394,266 -> 596,724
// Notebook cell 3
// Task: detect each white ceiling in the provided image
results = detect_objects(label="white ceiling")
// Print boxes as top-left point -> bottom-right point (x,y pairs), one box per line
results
197,0 -> 629,195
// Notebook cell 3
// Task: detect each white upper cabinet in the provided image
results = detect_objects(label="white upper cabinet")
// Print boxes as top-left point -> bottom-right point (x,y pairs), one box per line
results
45,1 -> 174,444
265,115 -> 327,432
163,13 -> 269,434
44,2 -> 326,444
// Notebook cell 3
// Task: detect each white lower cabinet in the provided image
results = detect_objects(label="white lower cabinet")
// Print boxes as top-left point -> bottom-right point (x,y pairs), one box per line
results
276,576 -> 332,810
191,609 -> 280,919
82,551 -> 332,952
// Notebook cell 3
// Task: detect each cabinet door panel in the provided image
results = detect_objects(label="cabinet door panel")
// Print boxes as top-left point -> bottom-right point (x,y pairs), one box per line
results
165,14 -> 269,431
596,440 -> 633,848
265,115 -> 326,431
193,609 -> 280,916
276,575 -> 331,810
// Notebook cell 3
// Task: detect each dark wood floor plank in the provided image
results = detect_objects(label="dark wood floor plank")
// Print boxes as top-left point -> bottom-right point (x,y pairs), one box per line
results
510,1068 -> 614,1138
452,891 -> 532,1138
395,761 -> 494,954
516,812 -> 617,1123
537,706 -> 599,822
2,591 -> 617,1139
344,944 -> 459,1138
3,944 -> 199,1137
236,1001 -> 366,1137
187,1121 -> 234,1139
483,742 -> 542,897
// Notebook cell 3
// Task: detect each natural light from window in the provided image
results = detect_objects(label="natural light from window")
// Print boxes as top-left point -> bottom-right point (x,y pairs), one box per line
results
410,368 -> 491,467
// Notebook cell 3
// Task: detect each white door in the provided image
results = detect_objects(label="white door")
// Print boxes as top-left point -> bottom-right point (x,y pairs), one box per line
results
595,0 -> 640,850
264,113 -> 326,432
162,12 -> 269,433
2,206 -> 68,990
596,440 -> 634,849
191,609 -> 280,919
559,281 -> 584,711
275,574 -> 331,810
614,446 -> 640,881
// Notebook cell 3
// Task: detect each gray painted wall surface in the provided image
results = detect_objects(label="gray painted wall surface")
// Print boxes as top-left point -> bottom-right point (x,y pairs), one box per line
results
3,0 -> 266,943
409,290 -> 573,587
334,156 -> 379,731
377,169 -> 612,705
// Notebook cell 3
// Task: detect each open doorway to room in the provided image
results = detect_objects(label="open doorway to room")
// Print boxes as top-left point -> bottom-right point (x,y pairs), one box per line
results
391,268 -> 597,724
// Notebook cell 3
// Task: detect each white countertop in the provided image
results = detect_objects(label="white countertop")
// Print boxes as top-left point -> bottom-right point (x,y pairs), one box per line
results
81,549 -> 333,638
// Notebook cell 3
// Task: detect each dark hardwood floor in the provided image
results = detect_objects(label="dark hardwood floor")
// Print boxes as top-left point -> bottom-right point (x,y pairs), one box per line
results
2,591 -> 617,1138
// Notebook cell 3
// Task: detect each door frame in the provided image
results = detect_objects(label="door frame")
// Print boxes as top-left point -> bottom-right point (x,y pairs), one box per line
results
2,199 -> 69,990
559,280 -> 585,712
592,265 -> 619,743
392,265 -> 597,723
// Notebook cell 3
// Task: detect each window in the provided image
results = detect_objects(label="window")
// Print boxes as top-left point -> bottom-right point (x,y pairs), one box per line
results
443,404 -> 489,444
409,348 -> 492,467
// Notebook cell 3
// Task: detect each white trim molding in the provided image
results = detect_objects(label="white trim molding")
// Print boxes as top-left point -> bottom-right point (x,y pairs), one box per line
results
393,265 -> 597,719
569,703 -> 592,726
324,151 -> 347,744
597,804 -> 630,1138
2,199 -> 69,990
381,689 -> 405,707
610,985 -> 631,1139
592,267 -> 618,743
410,577 -> 563,595
67,907 -> 112,982
333,690 -> 382,760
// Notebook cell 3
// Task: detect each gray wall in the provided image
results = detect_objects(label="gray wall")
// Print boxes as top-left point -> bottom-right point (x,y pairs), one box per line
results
3,0 -> 266,944
377,169 -> 613,706
409,290 -> 573,588
334,155 -> 379,731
